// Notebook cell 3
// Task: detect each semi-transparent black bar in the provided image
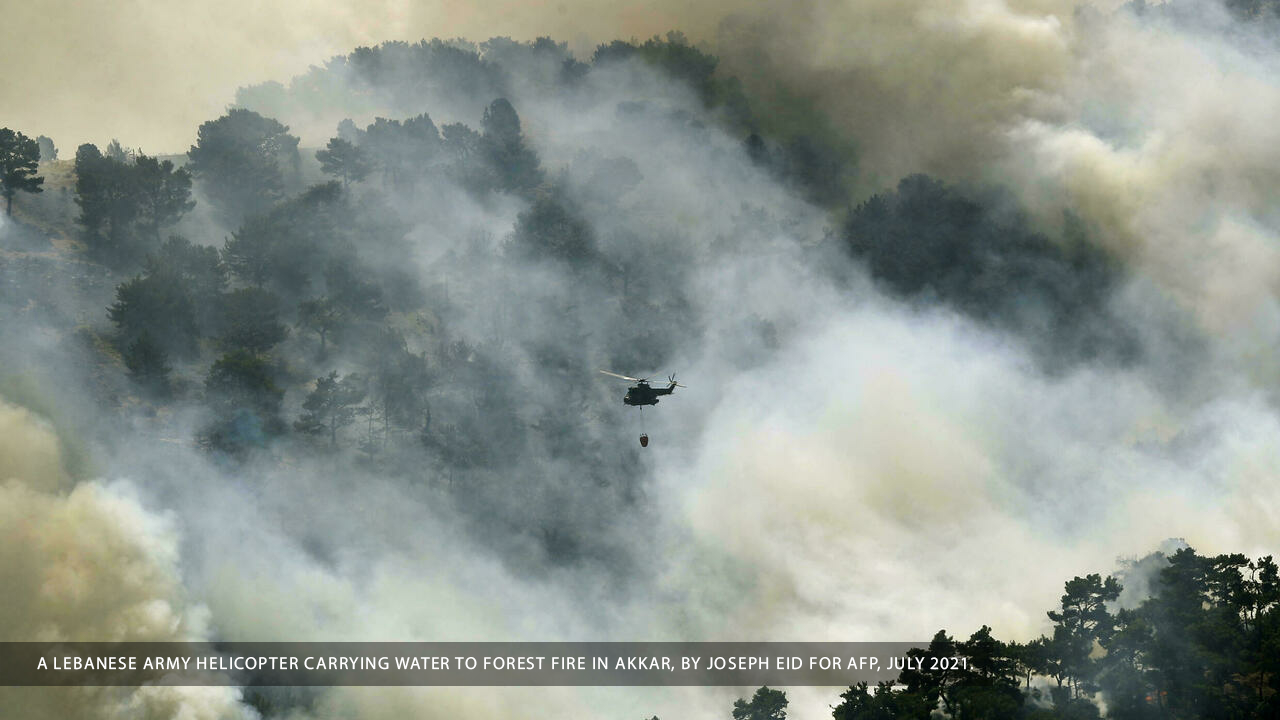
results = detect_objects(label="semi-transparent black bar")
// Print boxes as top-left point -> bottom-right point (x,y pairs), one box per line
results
0,642 -> 945,686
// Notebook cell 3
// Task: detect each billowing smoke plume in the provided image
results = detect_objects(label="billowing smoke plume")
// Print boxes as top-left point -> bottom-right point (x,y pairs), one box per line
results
6,1 -> 1280,718
713,0 -> 1280,353
0,400 -> 251,719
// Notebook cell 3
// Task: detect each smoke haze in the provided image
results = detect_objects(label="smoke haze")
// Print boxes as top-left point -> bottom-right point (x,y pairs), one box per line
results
5,1 -> 1280,718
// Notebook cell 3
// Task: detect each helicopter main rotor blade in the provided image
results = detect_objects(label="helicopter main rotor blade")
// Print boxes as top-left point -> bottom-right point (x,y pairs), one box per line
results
599,370 -> 646,383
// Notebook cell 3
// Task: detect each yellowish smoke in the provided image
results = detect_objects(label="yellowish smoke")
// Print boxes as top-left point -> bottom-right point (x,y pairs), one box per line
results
0,399 -> 251,719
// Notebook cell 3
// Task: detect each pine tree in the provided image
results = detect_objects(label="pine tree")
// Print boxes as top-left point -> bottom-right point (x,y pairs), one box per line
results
0,128 -> 44,216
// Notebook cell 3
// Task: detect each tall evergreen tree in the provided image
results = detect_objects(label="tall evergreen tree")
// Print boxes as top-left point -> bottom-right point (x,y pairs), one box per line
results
123,332 -> 172,396
315,137 -> 372,187
732,686 -> 788,720
481,99 -> 542,193
216,288 -> 288,353
295,371 -> 367,447
133,154 -> 195,243
0,128 -> 44,216
187,109 -> 299,225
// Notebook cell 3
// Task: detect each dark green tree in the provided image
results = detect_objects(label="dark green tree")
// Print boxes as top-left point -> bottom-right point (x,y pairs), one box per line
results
75,143 -> 135,261
205,349 -> 283,415
842,175 -> 1132,368
1225,0 -> 1280,21
324,259 -> 387,319
295,371 -> 367,447
732,686 -> 788,720
74,146 -> 194,265
296,297 -> 342,358
833,682 -> 931,720
221,216 -> 276,289
133,154 -> 195,243
0,128 -> 44,216
896,627 -> 1024,719
849,549 -> 1280,719
145,236 -> 227,325
361,329 -> 432,454
290,261 -> 386,359
1139,548 -> 1243,718
216,288 -> 288,353
123,331 -> 172,396
1096,608 -> 1159,720
1007,637 -> 1050,690
781,134 -> 846,207
441,122 -> 481,159
952,626 -> 1024,719
107,272 -> 200,358
187,109 -> 299,225
592,32 -> 719,101
336,118 -> 365,145
201,349 -> 285,455
1046,574 -> 1121,699
315,137 -> 372,187
362,114 -> 441,188
481,99 -> 542,193
899,631 -> 959,715
507,191 -> 596,263
221,182 -> 351,297
1239,555 -> 1280,712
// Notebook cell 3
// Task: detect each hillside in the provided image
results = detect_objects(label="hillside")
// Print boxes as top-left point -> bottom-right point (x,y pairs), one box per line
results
4,10 -> 1280,720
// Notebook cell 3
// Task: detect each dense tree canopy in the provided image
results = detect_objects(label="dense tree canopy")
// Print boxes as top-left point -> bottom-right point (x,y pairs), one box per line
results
295,371 -> 367,447
74,144 -> 195,265
133,154 -> 195,242
108,271 -> 200,359
216,287 -> 288,353
821,548 -> 1280,719
122,331 -> 172,396
60,34 -> 1194,625
842,174 -> 1135,368
315,137 -> 372,187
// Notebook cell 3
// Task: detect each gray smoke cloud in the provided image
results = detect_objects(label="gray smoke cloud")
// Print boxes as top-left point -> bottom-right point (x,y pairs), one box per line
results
714,0 -> 1280,353
6,2 -> 1280,719
0,400 -> 254,719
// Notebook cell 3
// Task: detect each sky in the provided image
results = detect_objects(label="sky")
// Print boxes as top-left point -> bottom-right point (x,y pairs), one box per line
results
0,0 -> 730,153
7,1 -> 1280,717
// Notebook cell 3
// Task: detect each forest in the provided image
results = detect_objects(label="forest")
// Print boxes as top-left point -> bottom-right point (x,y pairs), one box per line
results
683,545 -> 1280,720
4,1 -> 1280,718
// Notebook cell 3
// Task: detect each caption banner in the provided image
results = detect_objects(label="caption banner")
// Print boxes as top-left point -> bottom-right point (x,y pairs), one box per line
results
0,642 -> 954,686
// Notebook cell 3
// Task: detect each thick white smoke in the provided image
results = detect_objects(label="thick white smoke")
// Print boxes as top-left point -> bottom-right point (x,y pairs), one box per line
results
717,0 -> 1280,361
8,2 -> 1280,719
0,399 -> 253,719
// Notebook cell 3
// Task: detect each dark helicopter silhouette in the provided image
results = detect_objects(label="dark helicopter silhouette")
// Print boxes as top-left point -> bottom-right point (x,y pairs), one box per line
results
599,370 -> 686,447
599,370 -> 685,405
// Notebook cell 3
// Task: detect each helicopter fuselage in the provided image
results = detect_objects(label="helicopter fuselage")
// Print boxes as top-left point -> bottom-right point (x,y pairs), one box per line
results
624,382 -> 676,406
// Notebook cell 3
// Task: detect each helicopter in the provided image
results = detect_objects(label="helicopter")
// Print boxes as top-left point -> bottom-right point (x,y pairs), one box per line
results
599,370 -> 685,405
599,370 -> 686,447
